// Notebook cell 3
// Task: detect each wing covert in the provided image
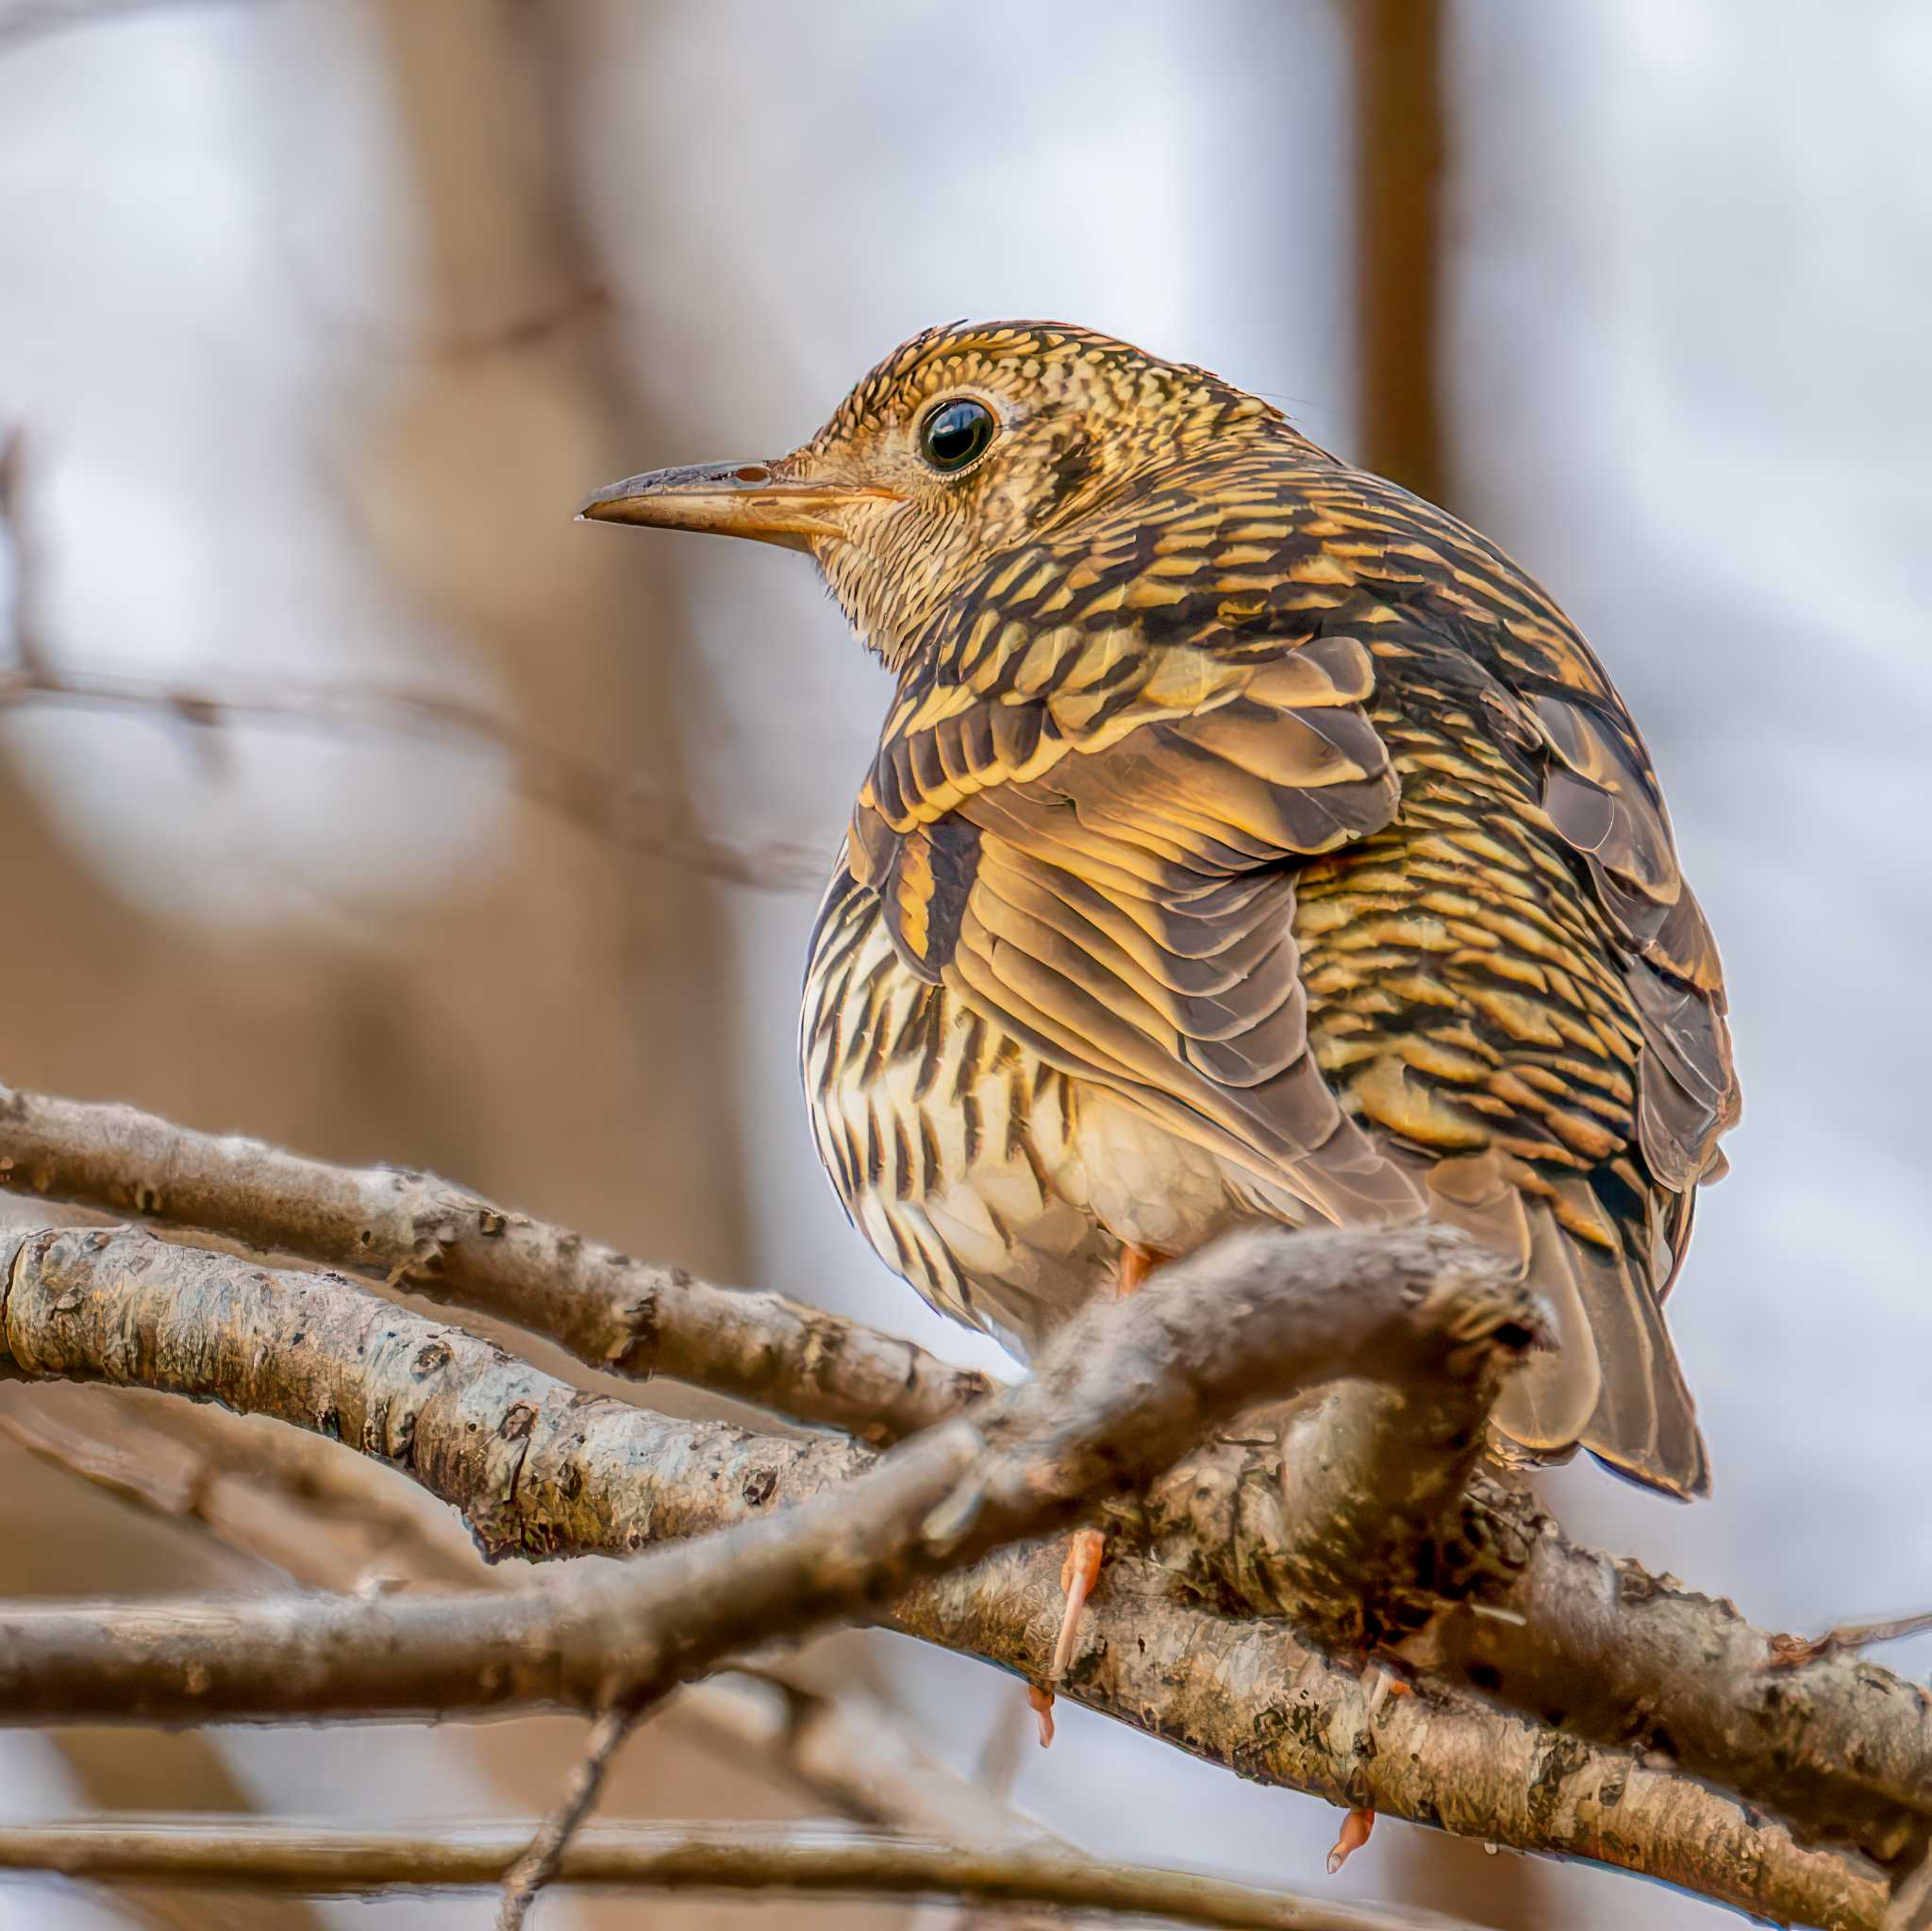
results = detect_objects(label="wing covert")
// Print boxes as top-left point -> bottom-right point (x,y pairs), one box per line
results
846,618 -> 1425,1226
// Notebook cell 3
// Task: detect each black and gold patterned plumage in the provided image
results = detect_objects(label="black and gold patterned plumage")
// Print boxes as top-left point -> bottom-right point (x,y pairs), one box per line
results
583,322 -> 1740,1497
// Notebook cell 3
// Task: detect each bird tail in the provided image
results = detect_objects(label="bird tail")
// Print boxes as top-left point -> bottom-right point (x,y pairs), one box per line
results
1426,1155 -> 1709,1499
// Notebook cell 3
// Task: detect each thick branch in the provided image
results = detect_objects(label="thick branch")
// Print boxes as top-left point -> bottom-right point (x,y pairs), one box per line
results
1418,1473 -> 1932,1868
0,1219 -> 1536,1723
2,1379 -> 1069,1862
0,1819 -> 1481,1930
0,1218 -> 1892,1928
898,1542 -> 1888,1931
0,1080 -> 995,1440
1138,1371 -> 1508,1656
1135,1426 -> 1932,1873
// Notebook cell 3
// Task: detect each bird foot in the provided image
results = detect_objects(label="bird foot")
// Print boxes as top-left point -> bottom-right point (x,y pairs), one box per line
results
1326,1806 -> 1375,1874
1363,1659 -> 1413,1717
1025,1251 -> 1155,1750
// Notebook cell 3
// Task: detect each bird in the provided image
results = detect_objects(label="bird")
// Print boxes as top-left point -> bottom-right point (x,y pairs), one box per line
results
581,321 -> 1740,1740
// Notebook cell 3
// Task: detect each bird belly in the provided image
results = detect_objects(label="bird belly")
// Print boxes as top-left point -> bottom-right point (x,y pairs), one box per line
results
1066,1088 -> 1259,1257
801,870 -> 1274,1357
803,874 -> 1107,1356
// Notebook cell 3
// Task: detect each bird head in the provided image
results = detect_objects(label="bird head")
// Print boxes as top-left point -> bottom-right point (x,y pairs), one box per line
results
580,322 -> 1297,668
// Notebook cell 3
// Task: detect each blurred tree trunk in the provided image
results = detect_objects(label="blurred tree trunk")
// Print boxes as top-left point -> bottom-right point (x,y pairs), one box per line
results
321,0 -> 745,1273
1348,0 -> 1446,508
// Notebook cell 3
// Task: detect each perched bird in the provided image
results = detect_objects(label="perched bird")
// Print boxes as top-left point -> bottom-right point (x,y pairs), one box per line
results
583,322 -> 1740,1723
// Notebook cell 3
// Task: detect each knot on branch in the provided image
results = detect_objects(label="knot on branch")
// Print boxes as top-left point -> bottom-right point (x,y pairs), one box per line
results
1411,1263 -> 1551,1378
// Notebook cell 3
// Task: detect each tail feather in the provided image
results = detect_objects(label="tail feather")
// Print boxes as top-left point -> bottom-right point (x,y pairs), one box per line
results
1572,1223 -> 1709,1497
1427,1155 -> 1601,1457
1424,1152 -> 1708,1499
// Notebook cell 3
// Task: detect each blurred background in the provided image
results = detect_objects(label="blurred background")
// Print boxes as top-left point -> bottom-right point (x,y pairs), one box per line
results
1,1 -> 1928,1925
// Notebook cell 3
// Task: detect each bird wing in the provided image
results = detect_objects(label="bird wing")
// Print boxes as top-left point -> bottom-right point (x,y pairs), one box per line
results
1357,475 -> 1741,1211
846,591 -> 1428,1229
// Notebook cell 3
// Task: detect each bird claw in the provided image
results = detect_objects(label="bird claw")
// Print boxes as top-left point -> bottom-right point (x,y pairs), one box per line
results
1363,1659 -> 1414,1717
1326,1806 -> 1375,1874
1026,1681 -> 1056,1749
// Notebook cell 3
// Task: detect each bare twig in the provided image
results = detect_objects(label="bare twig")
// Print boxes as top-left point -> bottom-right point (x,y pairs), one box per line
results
1768,1608 -> 1932,1671
0,1079 -> 997,1441
0,658 -> 827,889
0,428 -> 824,889
0,1818 -> 1488,1930
496,1705 -> 634,1929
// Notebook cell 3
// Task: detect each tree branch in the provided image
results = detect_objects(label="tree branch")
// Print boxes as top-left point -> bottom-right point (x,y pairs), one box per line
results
10,1186 -> 1901,1887
3,1376 -> 1076,1870
1133,1426 -> 1932,1873
0,1218 -> 1539,1723
0,658 -> 828,890
898,1540 -> 1889,1931
0,1819 -> 1486,1931
0,1079 -> 996,1441
0,1214 -> 1898,1928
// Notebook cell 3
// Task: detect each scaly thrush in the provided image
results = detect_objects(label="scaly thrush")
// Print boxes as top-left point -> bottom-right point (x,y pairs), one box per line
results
583,322 -> 1740,1723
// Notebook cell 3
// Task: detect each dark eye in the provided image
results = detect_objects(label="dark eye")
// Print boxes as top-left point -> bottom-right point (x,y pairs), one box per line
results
919,398 -> 997,473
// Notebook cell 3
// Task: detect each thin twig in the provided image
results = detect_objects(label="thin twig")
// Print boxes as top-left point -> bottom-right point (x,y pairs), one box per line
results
496,1705 -> 634,1929
0,1818 -> 1490,1929
0,426 -> 824,890
1768,1609 -> 1932,1671
0,659 -> 826,890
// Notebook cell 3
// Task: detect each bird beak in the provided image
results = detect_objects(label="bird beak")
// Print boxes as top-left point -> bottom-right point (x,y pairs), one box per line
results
576,460 -> 897,552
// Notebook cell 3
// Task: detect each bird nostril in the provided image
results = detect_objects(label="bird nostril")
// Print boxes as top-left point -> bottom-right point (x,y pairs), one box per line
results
733,465 -> 771,484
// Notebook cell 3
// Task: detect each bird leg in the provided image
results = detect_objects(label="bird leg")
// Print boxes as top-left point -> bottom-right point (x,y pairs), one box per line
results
1115,1240 -> 1161,1298
1031,1242 -> 1164,1747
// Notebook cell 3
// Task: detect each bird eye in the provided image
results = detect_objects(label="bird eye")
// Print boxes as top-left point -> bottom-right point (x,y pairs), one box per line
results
918,398 -> 997,473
